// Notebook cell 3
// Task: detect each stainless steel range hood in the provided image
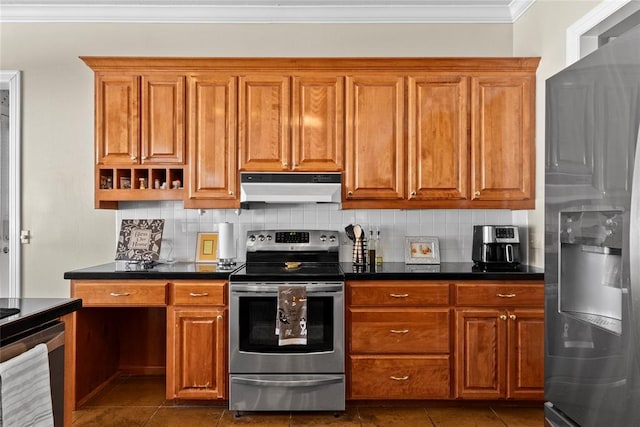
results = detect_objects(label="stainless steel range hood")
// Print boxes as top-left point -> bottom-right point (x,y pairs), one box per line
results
240,172 -> 341,206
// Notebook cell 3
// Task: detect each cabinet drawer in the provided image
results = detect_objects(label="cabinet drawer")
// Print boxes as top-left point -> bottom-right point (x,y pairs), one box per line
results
349,281 -> 450,306
71,281 -> 168,306
171,281 -> 226,306
350,355 -> 450,399
455,283 -> 543,307
350,308 -> 449,354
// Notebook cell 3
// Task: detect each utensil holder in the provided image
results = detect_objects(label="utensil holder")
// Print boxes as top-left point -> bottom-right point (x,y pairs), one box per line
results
352,236 -> 367,266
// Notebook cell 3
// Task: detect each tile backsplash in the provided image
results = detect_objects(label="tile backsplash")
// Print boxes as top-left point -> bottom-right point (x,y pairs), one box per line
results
116,201 -> 522,264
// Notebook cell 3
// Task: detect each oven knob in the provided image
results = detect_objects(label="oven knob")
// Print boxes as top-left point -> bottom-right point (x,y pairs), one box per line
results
329,235 -> 336,242
266,234 -> 272,241
258,234 -> 265,241
320,234 -> 327,242
248,234 -> 256,242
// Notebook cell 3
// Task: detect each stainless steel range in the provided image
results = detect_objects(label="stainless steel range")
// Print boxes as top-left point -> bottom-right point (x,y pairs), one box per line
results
228,229 -> 345,414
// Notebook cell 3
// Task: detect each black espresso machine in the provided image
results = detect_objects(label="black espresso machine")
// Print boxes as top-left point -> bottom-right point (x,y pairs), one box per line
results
472,225 -> 521,270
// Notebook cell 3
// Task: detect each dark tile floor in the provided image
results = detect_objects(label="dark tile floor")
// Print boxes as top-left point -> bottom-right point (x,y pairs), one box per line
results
72,375 -> 544,426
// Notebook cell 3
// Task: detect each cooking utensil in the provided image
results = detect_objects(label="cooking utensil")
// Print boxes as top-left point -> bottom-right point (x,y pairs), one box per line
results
353,225 -> 363,264
345,224 -> 355,242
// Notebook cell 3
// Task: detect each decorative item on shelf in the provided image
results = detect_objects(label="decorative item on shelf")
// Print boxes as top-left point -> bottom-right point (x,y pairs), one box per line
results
115,219 -> 164,263
154,179 -> 161,189
171,180 -> 181,189
120,176 -> 131,189
375,228 -> 383,264
139,178 -> 146,189
217,222 -> 236,268
196,232 -> 219,263
404,236 -> 440,264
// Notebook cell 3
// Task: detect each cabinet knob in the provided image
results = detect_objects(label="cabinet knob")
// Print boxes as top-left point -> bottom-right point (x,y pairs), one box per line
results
141,155 -> 147,160
130,155 -> 137,160
228,190 -> 234,195
509,314 -> 517,320
347,191 -> 353,196
474,191 -> 481,196
499,314 -> 507,321
217,315 -> 223,321
410,191 -> 416,196
283,162 -> 288,168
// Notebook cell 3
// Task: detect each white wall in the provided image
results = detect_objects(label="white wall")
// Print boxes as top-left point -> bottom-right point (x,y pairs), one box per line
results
0,22 -> 514,297
513,0 -> 601,267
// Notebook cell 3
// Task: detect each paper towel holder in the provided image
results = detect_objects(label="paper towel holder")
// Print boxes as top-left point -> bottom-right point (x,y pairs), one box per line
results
217,222 -> 237,269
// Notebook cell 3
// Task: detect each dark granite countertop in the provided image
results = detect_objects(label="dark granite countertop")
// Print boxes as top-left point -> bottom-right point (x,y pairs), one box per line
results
0,298 -> 82,344
64,261 -> 543,281
64,261 -> 239,280
341,262 -> 543,281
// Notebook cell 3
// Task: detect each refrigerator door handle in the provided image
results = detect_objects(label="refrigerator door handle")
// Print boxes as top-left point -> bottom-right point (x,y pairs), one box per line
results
631,123 -> 640,363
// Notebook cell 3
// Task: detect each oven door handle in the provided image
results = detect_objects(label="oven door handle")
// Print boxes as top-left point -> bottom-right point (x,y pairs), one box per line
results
232,376 -> 343,388
230,284 -> 343,294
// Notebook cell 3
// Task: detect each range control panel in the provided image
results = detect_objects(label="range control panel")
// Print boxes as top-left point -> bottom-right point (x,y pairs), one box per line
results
245,229 -> 339,252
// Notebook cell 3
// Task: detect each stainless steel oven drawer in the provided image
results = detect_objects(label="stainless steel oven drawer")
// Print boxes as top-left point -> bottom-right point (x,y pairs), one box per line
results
229,374 -> 345,411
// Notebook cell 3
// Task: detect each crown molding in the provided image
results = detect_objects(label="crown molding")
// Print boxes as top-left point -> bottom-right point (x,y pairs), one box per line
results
0,1 -> 536,24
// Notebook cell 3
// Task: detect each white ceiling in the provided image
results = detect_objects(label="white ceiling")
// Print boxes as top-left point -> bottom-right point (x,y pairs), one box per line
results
0,0 -> 536,23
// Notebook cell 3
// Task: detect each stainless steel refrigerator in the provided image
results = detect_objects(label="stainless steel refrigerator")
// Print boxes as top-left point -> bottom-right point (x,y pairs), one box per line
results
544,25 -> 640,426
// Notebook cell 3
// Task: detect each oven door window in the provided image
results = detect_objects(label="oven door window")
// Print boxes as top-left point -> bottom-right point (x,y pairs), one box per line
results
238,296 -> 333,353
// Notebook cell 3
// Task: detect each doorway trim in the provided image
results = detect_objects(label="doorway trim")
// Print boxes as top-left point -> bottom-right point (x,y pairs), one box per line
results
566,0 -> 640,65
1,70 -> 21,298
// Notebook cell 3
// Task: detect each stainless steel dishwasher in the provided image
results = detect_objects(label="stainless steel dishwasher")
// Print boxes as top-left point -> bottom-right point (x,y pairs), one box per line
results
0,321 -> 65,427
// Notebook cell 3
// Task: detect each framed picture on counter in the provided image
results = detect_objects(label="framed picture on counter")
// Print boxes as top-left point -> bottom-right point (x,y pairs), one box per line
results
196,232 -> 218,263
404,236 -> 440,264
115,219 -> 164,261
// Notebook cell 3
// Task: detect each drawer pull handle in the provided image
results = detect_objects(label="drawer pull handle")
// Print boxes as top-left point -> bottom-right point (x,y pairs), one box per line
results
390,293 -> 409,298
110,292 -> 130,297
390,375 -> 409,381
189,292 -> 209,297
390,329 -> 409,334
497,293 -> 516,298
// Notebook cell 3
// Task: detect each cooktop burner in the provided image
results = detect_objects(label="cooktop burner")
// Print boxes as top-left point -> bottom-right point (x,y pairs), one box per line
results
231,229 -> 343,282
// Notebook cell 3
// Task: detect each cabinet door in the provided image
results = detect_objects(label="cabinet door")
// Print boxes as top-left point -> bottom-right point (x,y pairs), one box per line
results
167,308 -> 226,400
238,75 -> 290,171
141,74 -> 186,164
408,75 -> 468,200
95,74 -> 140,165
470,75 -> 534,205
186,74 -> 238,205
507,309 -> 544,399
291,75 -> 344,171
345,75 -> 404,200
455,308 -> 506,399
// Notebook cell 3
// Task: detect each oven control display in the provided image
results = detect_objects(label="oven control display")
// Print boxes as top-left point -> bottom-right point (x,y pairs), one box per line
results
276,231 -> 310,243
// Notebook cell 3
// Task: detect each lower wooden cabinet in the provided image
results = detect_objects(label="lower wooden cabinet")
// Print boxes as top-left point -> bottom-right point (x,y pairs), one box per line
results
166,307 -> 226,399
347,281 -> 452,399
166,281 -> 227,400
454,284 -> 544,400
350,355 -> 450,399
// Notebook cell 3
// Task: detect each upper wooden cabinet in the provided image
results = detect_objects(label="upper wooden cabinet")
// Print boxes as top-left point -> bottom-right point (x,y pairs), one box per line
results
407,74 -> 469,201
83,57 -> 539,209
95,73 -> 185,165
344,75 -> 405,200
239,73 -> 344,172
184,74 -> 238,208
470,75 -> 535,206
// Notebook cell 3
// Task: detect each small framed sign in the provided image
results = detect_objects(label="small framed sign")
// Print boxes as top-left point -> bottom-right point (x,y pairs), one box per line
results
196,232 -> 219,263
404,236 -> 440,264
115,219 -> 164,261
